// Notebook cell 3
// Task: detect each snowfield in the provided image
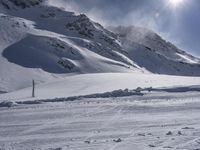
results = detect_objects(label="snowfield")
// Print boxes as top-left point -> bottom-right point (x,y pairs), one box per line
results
1,73 -> 200,150
1,89 -> 200,150
1,73 -> 200,102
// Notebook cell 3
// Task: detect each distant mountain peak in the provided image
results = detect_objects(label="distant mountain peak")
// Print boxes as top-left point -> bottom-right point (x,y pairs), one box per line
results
109,25 -> 200,64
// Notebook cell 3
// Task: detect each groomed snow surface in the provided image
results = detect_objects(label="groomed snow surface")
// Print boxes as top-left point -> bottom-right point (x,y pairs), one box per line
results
1,87 -> 200,150
1,73 -> 200,150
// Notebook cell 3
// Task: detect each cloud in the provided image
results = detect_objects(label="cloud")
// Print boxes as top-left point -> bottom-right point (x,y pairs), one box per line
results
47,0 -> 80,13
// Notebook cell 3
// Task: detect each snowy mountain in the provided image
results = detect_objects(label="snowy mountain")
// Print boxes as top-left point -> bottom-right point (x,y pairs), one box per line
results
109,26 -> 200,75
2,1 -> 200,150
0,0 -> 200,93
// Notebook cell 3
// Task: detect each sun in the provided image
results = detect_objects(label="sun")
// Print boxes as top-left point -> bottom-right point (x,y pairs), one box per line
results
169,0 -> 184,7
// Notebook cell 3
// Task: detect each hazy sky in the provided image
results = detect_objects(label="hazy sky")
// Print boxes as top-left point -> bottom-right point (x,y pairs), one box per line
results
49,0 -> 200,56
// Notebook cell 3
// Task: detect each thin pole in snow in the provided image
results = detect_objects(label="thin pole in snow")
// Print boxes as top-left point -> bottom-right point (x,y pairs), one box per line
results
32,80 -> 35,97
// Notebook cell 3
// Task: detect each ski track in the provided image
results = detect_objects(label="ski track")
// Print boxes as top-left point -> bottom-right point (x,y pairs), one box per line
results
1,92 -> 200,150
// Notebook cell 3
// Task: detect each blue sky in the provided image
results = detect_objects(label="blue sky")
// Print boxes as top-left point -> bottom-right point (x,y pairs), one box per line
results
51,0 -> 200,56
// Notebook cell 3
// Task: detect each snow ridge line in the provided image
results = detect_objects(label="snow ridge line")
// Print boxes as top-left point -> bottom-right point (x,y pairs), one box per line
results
0,85 -> 200,107
0,89 -> 144,107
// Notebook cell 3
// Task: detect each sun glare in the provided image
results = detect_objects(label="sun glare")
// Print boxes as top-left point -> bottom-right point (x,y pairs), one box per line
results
169,0 -> 184,7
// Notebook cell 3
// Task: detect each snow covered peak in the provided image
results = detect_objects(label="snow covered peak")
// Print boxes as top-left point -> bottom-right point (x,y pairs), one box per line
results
64,13 -> 119,48
65,14 -> 97,39
109,25 -> 200,64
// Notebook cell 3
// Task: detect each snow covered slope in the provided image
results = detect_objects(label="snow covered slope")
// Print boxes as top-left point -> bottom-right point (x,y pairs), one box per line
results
1,73 -> 200,102
109,26 -> 200,75
0,0 -> 141,92
0,0 -> 200,93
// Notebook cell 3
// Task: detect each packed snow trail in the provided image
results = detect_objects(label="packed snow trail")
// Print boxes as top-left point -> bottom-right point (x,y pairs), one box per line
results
1,91 -> 200,150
